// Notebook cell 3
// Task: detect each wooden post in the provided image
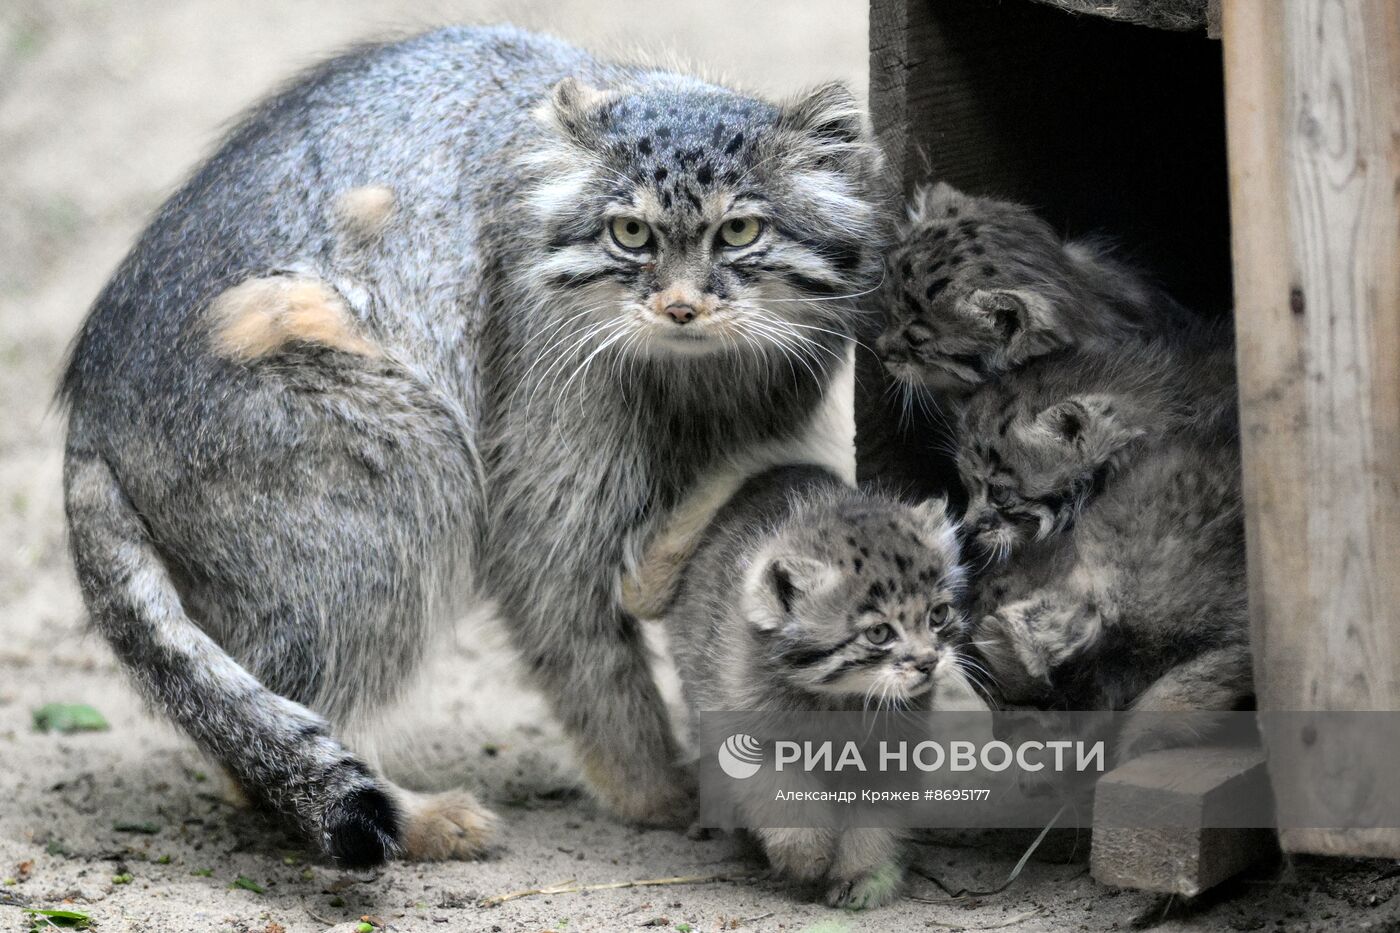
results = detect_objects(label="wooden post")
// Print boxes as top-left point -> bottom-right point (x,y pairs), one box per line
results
1223,0 -> 1400,858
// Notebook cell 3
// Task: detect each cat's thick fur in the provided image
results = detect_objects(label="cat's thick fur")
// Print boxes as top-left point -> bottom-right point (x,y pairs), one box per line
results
665,465 -> 966,908
956,324 -> 1237,561
873,182 -> 1249,761
59,26 -> 883,866
965,393 -> 1250,761
875,183 -> 1183,399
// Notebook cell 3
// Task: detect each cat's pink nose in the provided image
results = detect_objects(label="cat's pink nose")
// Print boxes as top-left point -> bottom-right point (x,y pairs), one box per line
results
665,303 -> 697,324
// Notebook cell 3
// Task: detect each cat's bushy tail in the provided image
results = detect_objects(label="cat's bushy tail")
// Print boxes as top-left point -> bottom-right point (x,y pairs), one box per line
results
63,452 -> 402,867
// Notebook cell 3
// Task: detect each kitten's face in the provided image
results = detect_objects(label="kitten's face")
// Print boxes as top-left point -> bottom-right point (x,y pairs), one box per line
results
526,78 -> 879,364
745,497 -> 968,705
875,184 -> 1071,395
956,389 -> 1141,561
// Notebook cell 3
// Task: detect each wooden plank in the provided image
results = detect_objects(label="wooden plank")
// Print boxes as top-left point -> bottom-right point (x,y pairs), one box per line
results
1222,0 -> 1400,858
1091,747 -> 1276,896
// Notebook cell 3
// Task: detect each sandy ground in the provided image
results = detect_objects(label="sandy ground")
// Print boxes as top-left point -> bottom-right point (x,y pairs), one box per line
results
2,2 -> 1399,931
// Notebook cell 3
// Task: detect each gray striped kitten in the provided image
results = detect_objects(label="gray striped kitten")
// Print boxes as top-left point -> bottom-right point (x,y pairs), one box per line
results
957,327 -> 1250,761
876,182 -> 1184,400
665,465 -> 967,909
59,26 -> 882,866
956,325 -> 1237,562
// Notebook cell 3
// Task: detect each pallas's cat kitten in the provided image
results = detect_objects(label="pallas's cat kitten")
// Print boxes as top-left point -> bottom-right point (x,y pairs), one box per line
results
664,465 -> 968,909
59,26 -> 882,865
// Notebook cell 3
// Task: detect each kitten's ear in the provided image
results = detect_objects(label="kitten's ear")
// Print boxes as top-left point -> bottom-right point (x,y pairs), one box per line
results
962,288 -> 1066,365
966,289 -> 1054,342
536,77 -> 616,145
910,497 -> 960,559
746,553 -> 839,631
908,181 -> 963,224
1034,394 -> 1144,460
776,82 -> 878,174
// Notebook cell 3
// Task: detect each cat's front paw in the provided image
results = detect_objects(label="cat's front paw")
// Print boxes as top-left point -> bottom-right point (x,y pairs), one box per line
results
825,859 -> 904,910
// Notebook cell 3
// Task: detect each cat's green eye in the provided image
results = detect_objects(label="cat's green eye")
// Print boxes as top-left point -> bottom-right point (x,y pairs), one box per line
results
610,216 -> 653,250
718,217 -> 763,248
928,605 -> 954,630
865,623 -> 894,646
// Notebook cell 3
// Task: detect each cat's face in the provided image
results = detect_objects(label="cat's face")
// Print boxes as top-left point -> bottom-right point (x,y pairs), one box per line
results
956,389 -> 1143,561
744,496 -> 968,705
875,184 -> 1072,395
525,77 -> 880,365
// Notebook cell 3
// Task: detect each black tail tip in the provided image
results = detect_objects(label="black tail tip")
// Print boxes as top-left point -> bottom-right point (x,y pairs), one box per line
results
323,786 -> 402,869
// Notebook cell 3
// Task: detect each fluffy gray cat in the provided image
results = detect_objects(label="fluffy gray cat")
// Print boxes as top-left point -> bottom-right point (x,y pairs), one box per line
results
950,314 -> 1248,761
59,26 -> 883,866
664,464 -> 967,909
875,182 -> 1184,400
964,392 -> 1250,761
871,182 -> 1248,760
956,325 -> 1237,561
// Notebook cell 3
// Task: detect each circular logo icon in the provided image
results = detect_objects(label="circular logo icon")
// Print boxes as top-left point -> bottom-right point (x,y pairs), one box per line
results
717,733 -> 763,780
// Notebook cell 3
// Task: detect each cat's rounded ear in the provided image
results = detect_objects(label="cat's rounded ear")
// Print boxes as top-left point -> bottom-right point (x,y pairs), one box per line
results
745,552 -> 839,631
908,181 -> 963,224
776,82 -> 879,175
910,497 -> 961,559
535,77 -> 616,145
1032,394 -> 1143,456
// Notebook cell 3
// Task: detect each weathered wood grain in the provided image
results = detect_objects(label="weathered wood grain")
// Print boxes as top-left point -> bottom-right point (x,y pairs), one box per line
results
1091,746 -> 1276,896
1223,0 -> 1400,858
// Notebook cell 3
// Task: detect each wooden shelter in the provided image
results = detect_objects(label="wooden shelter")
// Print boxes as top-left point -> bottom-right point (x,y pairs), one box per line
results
866,0 -> 1400,880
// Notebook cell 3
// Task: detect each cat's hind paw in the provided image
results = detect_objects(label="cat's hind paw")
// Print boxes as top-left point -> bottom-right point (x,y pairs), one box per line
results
399,788 -> 497,861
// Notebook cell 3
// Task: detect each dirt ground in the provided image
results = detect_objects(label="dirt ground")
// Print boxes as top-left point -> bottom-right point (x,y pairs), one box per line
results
2,2 -> 1399,931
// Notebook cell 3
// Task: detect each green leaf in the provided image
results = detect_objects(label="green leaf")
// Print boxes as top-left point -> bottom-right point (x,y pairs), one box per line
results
32,704 -> 109,734
23,908 -> 92,929
190,868 -> 213,877
155,855 -> 172,865
355,923 -> 375,933
111,873 -> 133,885
675,925 -> 692,933
231,876 -> 265,894
112,820 -> 160,835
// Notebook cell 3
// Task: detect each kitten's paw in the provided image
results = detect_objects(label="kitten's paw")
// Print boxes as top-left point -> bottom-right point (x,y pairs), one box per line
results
321,785 -> 403,869
758,828 -> 836,883
825,859 -> 904,910
400,789 -> 497,861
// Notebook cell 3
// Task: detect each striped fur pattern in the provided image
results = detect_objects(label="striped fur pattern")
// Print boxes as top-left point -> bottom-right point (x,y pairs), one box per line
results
58,26 -> 883,866
872,186 -> 1253,763
875,182 -> 1182,401
955,324 -> 1237,562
